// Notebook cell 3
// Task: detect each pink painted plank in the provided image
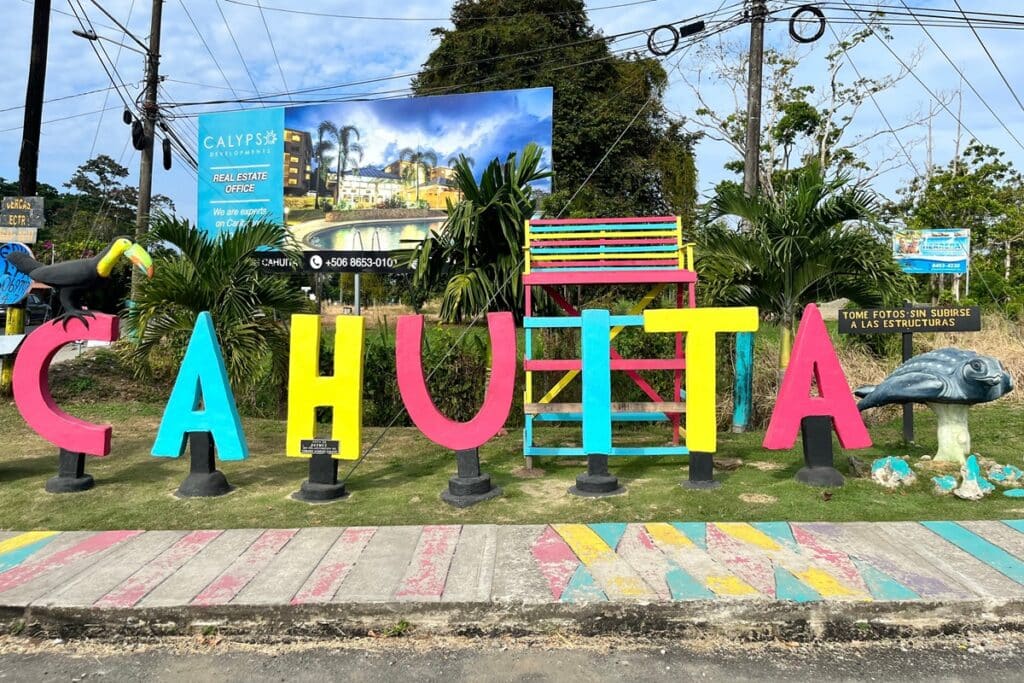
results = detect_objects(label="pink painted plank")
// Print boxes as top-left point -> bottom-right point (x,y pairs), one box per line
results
791,525 -> 868,593
292,527 -> 376,604
191,529 -> 297,606
533,259 -> 679,268
531,525 -> 580,601
530,216 -> 678,225
706,524 -> 775,597
531,238 -> 678,247
525,359 -> 685,372
395,525 -> 462,600
95,530 -> 223,608
524,271 -> 697,286
0,531 -> 142,594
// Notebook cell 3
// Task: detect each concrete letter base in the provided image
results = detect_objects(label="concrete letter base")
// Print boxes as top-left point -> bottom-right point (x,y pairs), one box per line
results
292,452 -> 348,503
46,448 -> 94,493
795,415 -> 846,487
441,448 -> 501,508
569,454 -> 624,498
683,451 -> 720,489
175,432 -> 232,498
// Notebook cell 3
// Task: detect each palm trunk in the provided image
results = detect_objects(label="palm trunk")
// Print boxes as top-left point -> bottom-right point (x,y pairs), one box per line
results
779,321 -> 793,372
928,402 -> 970,464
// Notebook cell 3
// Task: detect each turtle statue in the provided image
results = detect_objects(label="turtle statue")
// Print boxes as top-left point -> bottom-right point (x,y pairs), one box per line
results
855,348 -> 1013,464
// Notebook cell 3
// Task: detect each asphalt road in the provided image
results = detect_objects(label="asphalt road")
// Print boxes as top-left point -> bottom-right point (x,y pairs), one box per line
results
0,633 -> 1021,682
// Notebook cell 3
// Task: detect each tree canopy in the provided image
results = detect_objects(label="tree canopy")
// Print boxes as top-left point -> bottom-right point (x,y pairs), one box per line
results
413,0 -> 697,218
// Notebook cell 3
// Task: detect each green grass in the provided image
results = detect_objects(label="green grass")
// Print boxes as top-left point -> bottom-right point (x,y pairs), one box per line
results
0,400 -> 1022,530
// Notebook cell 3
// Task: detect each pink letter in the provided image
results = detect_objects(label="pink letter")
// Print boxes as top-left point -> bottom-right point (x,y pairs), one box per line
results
396,313 -> 516,450
763,304 -> 871,450
13,315 -> 120,456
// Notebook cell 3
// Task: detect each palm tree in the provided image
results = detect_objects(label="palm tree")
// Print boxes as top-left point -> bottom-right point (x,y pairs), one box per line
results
399,148 -> 438,203
447,154 -> 474,201
702,164 -> 910,368
313,121 -> 336,209
125,215 -> 311,408
333,124 -> 363,205
408,143 -> 550,322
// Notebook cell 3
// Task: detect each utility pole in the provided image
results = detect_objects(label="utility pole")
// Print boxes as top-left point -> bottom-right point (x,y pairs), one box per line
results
132,0 -> 164,300
742,0 -> 767,198
3,0 -> 51,394
732,0 -> 766,433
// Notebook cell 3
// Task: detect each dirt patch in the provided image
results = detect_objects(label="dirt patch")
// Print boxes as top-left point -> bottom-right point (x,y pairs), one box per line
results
748,461 -> 784,471
511,467 -> 546,479
739,493 -> 778,504
519,478 -> 572,499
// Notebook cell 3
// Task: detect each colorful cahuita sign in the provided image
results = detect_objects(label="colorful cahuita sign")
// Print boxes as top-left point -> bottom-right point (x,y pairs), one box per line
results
10,304 -> 872,491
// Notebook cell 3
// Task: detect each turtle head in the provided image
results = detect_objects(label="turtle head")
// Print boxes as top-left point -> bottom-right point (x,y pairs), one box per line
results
962,354 -> 1014,401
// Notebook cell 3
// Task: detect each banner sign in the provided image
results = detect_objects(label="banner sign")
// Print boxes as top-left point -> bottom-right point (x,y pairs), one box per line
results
0,242 -> 34,305
893,228 -> 969,274
838,305 -> 981,334
198,88 -> 554,272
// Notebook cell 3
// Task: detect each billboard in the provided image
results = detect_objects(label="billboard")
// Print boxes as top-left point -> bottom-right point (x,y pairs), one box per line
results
892,228 -> 970,274
197,88 -> 554,272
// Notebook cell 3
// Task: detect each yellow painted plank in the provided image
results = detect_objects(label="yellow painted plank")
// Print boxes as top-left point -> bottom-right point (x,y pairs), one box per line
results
0,531 -> 58,555
793,568 -> 869,600
532,251 -> 679,261
705,575 -> 760,597
553,524 -> 650,597
539,284 -> 666,404
714,523 -> 782,551
644,523 -> 695,549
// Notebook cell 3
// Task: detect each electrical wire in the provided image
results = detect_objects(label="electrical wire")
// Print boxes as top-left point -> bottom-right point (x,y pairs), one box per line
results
255,0 -> 291,101
177,0 -> 245,110
215,0 -> 265,99
0,84 -> 121,114
950,0 -> 1024,116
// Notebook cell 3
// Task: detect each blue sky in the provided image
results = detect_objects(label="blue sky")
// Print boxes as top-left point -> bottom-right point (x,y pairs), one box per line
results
280,88 -> 553,189
2,1 -> 1024,221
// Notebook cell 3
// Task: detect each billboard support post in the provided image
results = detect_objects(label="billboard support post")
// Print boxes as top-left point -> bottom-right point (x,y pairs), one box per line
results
354,274 -> 361,315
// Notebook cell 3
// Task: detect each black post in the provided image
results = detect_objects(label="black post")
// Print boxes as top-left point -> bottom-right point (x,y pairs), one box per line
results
683,451 -> 720,489
902,301 -> 914,443
568,454 -> 623,497
176,432 -> 232,498
45,448 -> 93,493
293,451 -> 347,503
795,415 -> 845,487
441,448 -> 501,507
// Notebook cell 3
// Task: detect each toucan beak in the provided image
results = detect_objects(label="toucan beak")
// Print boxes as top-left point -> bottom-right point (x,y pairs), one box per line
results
125,243 -> 154,278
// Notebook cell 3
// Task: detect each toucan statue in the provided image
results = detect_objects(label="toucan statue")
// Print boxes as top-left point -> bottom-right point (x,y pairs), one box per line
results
5,236 -> 154,328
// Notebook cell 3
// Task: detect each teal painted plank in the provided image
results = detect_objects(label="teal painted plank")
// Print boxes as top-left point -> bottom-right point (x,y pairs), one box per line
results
524,447 -> 587,457
671,522 -> 707,550
732,332 -> 754,430
665,561 -> 714,600
774,566 -> 821,603
854,560 -> 920,601
524,317 -> 583,329
532,245 -> 679,254
1003,520 -> 1024,534
560,564 -> 608,602
589,523 -> 627,550
581,310 -> 612,455
923,521 -> 1024,585
530,223 -> 677,233
607,446 -> 688,456
0,536 -> 58,573
751,522 -> 798,550
533,412 -> 670,422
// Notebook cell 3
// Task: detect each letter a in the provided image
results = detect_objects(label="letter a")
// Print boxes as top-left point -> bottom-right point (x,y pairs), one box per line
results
13,315 -> 119,456
152,312 -> 248,460
286,314 -> 364,460
763,304 -> 871,450
396,313 -> 516,451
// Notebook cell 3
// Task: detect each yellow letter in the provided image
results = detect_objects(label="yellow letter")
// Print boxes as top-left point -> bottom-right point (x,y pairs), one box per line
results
286,314 -> 364,460
644,308 -> 759,452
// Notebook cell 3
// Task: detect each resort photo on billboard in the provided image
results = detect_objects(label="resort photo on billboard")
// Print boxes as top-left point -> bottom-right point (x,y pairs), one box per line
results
196,87 -> 552,272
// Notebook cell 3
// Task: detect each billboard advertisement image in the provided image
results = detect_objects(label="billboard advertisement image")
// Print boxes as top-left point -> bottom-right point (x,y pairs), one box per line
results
892,228 -> 970,274
197,88 -> 554,272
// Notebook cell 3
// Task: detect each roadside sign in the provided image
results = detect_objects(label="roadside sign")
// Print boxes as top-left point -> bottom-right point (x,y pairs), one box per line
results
0,242 -> 34,305
838,305 -> 981,335
0,197 -> 43,243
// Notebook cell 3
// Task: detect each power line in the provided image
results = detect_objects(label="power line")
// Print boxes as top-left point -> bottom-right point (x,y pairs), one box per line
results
255,0 -> 291,102
215,0 -> 264,99
0,106 -> 123,134
224,0 -> 667,23
65,0 -> 135,111
951,0 -> 1024,116
0,84 -> 121,114
176,0 -> 244,110
893,0 -> 1024,153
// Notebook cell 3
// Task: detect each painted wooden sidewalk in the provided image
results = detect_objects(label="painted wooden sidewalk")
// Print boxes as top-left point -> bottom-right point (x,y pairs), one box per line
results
0,521 -> 1023,609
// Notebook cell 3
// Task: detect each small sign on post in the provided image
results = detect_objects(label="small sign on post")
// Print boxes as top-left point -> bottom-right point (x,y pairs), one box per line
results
838,303 -> 982,442
0,197 -> 44,244
299,438 -> 340,457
